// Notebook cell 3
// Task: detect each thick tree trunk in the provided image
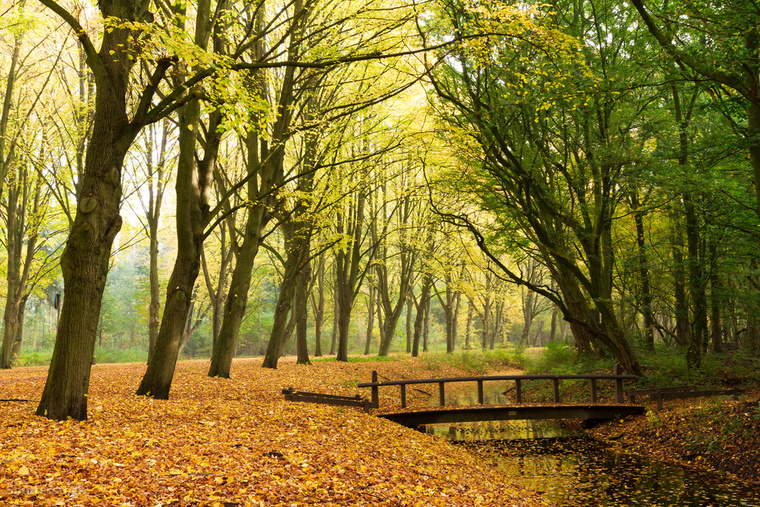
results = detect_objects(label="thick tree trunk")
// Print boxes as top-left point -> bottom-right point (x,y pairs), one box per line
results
36,0 -> 147,420
520,289 -> 535,348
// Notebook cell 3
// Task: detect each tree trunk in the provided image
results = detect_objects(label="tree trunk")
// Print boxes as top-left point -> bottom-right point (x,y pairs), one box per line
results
670,215 -> 690,347
263,225 -> 302,368
295,260 -> 311,365
406,297 -> 413,354
335,191 -> 366,362
423,294 -> 431,352
631,192 -> 655,351
411,278 -> 432,357
465,299 -> 473,349
312,254 -> 325,356
364,282 -> 375,355
137,12 -> 220,398
37,0 -> 150,420
145,122 -> 169,364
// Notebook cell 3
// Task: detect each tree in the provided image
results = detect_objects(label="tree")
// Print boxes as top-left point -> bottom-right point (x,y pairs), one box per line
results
36,0 -> 176,420
137,0 -> 222,398
424,0 -> 647,374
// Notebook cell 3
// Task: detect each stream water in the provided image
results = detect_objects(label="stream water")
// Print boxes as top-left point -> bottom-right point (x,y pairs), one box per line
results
427,422 -> 760,506
422,382 -> 760,506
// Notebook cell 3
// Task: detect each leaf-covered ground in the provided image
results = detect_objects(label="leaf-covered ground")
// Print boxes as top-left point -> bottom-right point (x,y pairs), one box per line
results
0,358 -> 550,506
586,391 -> 760,485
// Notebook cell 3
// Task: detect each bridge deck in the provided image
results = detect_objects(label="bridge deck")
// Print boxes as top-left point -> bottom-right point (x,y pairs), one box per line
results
380,404 -> 645,427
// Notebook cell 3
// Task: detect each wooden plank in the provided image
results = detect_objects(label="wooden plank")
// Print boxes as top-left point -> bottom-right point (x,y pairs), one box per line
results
380,405 -> 646,427
371,371 -> 379,408
657,388 -> 744,401
627,385 -> 694,396
282,388 -> 371,413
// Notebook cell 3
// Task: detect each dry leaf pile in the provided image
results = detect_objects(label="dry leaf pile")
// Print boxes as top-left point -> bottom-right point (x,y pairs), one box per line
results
0,357 -> 549,506
587,393 -> 760,483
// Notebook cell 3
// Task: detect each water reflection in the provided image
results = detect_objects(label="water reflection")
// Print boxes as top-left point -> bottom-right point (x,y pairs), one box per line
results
459,437 -> 760,506
425,419 -> 576,441
428,381 -> 760,505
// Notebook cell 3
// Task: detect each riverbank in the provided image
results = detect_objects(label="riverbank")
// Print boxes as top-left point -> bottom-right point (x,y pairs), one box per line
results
584,390 -> 760,484
0,358 -> 550,506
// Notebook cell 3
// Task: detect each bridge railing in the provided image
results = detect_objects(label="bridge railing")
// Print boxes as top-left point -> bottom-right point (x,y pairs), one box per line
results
357,366 -> 638,409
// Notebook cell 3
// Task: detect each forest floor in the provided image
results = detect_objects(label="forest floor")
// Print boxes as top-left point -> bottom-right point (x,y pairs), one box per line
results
0,357 -> 550,507
584,386 -> 760,485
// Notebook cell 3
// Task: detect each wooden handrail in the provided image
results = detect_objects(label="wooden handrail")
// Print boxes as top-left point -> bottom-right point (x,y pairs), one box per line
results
359,367 -> 638,408
357,373 -> 638,388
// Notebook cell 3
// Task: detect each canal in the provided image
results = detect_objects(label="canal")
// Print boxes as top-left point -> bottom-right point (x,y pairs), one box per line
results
427,421 -> 760,506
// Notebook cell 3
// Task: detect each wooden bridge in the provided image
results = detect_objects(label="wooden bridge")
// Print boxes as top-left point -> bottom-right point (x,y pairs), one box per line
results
356,367 -> 645,427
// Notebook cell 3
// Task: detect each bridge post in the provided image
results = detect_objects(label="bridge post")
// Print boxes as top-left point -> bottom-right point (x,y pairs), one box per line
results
439,381 -> 446,406
400,384 -> 407,408
371,370 -> 379,408
515,379 -> 522,404
552,378 -> 560,403
615,364 -> 624,403
477,380 -> 484,405
590,378 -> 598,403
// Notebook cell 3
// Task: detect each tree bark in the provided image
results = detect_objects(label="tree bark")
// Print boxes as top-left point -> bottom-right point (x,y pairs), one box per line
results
138,0 -> 219,396
37,0 -> 152,420
311,254 -> 325,356
631,192 -> 655,351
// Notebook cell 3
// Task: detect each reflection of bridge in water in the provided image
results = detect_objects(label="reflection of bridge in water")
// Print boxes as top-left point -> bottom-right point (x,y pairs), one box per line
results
357,368 -> 645,428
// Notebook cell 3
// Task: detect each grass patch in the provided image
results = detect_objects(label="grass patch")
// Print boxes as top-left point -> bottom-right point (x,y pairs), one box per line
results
311,354 -> 400,363
634,346 -> 760,389
16,349 -> 54,367
522,341 -> 615,375
421,348 -> 525,374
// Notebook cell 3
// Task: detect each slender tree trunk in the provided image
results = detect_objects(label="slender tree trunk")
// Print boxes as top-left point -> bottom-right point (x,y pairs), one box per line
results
312,254 -> 325,356
364,282 -> 375,355
423,295 -> 431,352
671,215 -> 690,347
335,191 -> 365,362
263,225 -> 302,368
330,285 -> 339,355
405,297 -> 413,353
146,122 -> 168,364
631,192 -> 655,351
520,289 -> 535,347
295,261 -> 311,364
465,299 -> 473,349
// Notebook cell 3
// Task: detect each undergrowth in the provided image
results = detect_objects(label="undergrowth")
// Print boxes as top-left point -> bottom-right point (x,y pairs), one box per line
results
421,348 -> 525,374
